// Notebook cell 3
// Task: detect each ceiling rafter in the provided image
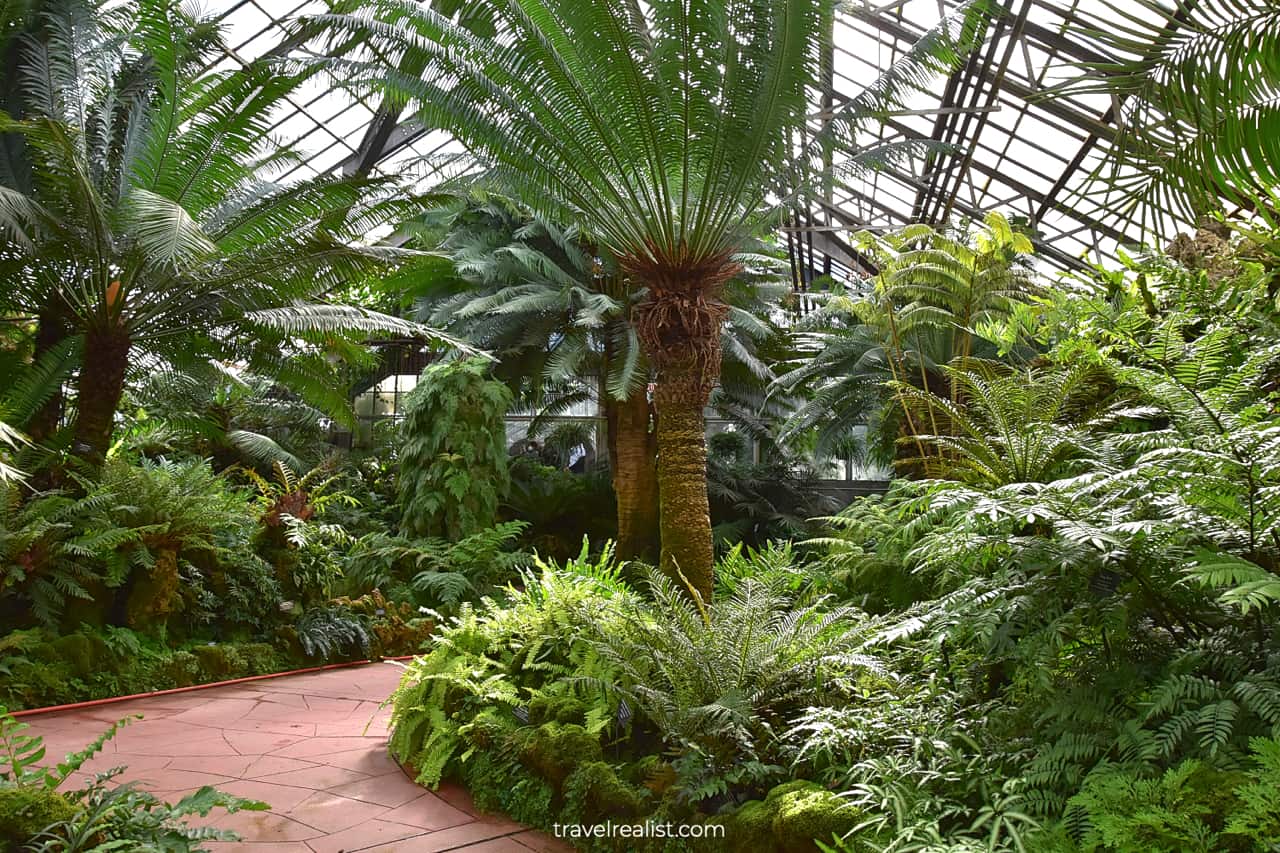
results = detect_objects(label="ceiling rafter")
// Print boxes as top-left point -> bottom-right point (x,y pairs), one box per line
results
201,0 -> 1185,279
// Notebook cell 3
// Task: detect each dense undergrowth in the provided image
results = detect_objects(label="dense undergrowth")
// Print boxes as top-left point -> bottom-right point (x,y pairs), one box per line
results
381,229 -> 1280,852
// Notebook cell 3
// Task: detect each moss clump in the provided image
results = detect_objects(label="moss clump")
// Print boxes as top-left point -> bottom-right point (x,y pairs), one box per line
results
1184,765 -> 1250,833
0,787 -> 77,851
769,781 -> 856,852
563,761 -> 648,825
126,548 -> 181,630
158,651 -> 199,688
527,694 -> 587,727
192,644 -> 247,680
712,781 -> 858,853
238,643 -> 284,676
708,798 -> 775,853
515,722 -> 604,789
48,634 -> 97,680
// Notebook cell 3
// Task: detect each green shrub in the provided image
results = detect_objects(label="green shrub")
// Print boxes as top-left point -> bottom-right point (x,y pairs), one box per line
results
397,358 -> 512,540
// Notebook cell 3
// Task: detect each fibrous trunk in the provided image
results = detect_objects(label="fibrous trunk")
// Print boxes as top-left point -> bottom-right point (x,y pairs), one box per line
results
73,325 -> 131,463
654,386 -> 716,600
607,388 -> 659,561
632,267 -> 736,604
27,306 -> 68,444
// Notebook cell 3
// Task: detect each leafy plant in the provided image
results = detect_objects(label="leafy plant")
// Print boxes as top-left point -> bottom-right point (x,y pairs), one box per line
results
388,545 -> 631,788
397,358 -> 512,540
778,213 -> 1040,468
574,569 -> 880,802
295,605 -> 371,660
343,521 -> 529,609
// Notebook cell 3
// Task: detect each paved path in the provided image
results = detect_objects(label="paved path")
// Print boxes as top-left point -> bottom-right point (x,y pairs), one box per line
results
21,662 -> 570,853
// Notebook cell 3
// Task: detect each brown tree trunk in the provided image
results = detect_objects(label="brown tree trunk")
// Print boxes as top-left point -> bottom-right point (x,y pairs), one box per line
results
73,325 -> 131,463
654,381 -> 715,602
608,389 -> 659,561
628,260 -> 737,605
26,307 -> 68,445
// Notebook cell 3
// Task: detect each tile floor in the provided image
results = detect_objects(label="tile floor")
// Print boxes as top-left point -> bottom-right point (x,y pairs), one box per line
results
19,662 -> 572,853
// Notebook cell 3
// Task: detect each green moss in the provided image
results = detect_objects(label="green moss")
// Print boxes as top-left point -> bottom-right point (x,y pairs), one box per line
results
768,781 -> 856,853
192,644 -> 247,680
527,694 -> 587,727
126,549 -> 181,631
158,651 -> 199,688
48,634 -> 95,679
0,787 -> 78,850
1185,766 -> 1250,831
514,722 -> 604,790
563,761 -> 647,825
238,643 -> 284,676
709,782 -> 857,853
709,798 -> 776,853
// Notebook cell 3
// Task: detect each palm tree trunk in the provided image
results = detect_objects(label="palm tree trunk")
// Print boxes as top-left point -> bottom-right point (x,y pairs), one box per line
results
27,306 -> 68,445
608,389 -> 659,561
73,325 -> 131,463
630,267 -> 734,604
655,379 -> 715,601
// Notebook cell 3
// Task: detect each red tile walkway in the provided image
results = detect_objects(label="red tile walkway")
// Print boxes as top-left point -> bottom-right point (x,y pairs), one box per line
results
21,662 -> 572,853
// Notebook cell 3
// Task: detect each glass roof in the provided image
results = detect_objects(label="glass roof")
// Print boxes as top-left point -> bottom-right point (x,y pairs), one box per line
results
203,0 -> 1187,276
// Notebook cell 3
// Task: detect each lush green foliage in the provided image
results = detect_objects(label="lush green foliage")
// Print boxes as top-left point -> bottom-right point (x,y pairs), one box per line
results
343,521 -> 529,611
398,359 -> 512,540
386,546 -> 890,850
0,445 -> 469,710
809,230 -> 1280,850
0,458 -> 274,632
779,213 -> 1039,466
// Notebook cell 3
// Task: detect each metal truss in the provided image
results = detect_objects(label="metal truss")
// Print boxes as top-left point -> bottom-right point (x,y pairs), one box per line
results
204,0 -> 1182,282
